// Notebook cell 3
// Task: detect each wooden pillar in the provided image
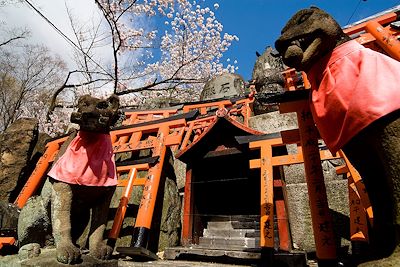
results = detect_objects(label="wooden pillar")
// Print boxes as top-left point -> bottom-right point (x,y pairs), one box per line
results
133,125 -> 169,248
182,166 -> 194,246
280,100 -> 337,262
250,140 -> 274,249
14,137 -> 67,208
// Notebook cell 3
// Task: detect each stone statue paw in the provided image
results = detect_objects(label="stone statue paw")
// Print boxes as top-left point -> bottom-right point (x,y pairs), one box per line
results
89,244 -> 113,260
56,242 -> 81,264
18,243 -> 41,260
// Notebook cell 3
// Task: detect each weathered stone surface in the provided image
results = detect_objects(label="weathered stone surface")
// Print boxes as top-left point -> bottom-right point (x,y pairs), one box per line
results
198,236 -> 260,249
200,73 -> 246,101
248,111 -> 298,134
17,195 -> 52,247
0,254 -> 22,267
120,258 -> 253,267
0,118 -> 38,202
358,249 -> 400,267
173,158 -> 186,191
70,94 -> 120,132
17,178 -> 55,251
164,246 -> 260,260
164,247 -> 307,267
207,221 -> 259,230
321,159 -> 346,181
110,185 -> 143,209
1,253 -> 254,267
0,202 -> 19,230
283,164 -> 305,184
203,229 -> 259,238
252,47 -> 286,115
252,46 -> 285,80
18,248 -> 117,267
285,180 -> 350,252
283,159 -> 344,184
29,133 -> 50,160
18,243 -> 41,260
158,178 -> 181,252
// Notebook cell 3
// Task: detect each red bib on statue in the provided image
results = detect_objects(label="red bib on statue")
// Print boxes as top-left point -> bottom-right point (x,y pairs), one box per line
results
307,40 -> 400,154
48,131 -> 117,186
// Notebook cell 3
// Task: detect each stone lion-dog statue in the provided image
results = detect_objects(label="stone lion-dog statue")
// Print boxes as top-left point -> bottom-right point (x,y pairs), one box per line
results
18,95 -> 119,264
273,6 -> 400,266
48,94 -> 120,264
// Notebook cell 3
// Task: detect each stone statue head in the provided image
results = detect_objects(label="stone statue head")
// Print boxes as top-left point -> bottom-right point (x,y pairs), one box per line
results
70,94 -> 120,133
275,7 -> 350,71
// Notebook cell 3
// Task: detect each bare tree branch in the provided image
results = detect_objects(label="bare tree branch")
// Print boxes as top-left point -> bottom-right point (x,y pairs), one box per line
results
0,35 -> 25,47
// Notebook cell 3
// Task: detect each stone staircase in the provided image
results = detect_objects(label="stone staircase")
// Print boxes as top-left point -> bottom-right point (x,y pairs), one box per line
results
165,214 -> 308,266
197,215 -> 261,251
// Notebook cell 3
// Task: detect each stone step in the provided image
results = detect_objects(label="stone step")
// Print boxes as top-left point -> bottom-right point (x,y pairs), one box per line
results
206,215 -> 259,222
244,230 -> 260,238
203,228 -> 260,238
164,246 -> 308,267
164,246 -> 261,260
207,221 -> 260,230
199,237 -> 260,249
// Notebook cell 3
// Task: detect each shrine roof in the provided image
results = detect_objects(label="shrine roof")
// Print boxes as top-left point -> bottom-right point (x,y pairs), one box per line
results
175,115 -> 263,164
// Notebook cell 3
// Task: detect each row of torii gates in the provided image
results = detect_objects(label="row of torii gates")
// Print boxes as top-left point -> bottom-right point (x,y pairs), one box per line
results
2,7 -> 400,266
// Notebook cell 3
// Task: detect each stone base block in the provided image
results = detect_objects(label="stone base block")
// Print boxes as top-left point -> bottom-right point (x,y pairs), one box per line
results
286,180 -> 350,252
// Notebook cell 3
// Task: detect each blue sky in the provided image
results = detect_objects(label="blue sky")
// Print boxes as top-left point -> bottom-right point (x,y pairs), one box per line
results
213,0 -> 400,81
3,0 -> 399,83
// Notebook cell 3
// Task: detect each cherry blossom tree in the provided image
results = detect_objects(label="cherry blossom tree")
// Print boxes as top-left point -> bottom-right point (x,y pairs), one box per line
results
49,0 -> 238,115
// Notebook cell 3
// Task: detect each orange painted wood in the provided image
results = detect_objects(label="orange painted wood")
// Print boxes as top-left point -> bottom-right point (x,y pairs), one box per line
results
109,168 -> 138,239
250,150 -> 340,169
275,199 -> 291,251
280,100 -> 337,260
110,163 -> 150,240
112,119 -> 187,137
0,237 -> 16,249
134,125 -> 168,229
339,151 -> 373,225
295,102 -> 337,260
181,123 -> 195,150
343,12 -> 397,36
14,137 -> 67,208
249,139 -> 291,250
348,174 -> 369,242
335,165 -> 349,175
123,109 -> 178,125
365,20 -> 400,61
117,178 -> 146,187
182,167 -> 194,246
128,132 -> 142,144
259,145 -> 274,248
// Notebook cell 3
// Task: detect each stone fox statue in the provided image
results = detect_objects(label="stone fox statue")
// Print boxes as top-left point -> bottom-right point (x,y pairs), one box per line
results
274,6 -> 400,264
48,94 -> 120,264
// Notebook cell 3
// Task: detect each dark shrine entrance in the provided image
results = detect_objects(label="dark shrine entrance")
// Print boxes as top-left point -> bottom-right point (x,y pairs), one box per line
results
174,115 -> 266,260
191,152 -> 260,235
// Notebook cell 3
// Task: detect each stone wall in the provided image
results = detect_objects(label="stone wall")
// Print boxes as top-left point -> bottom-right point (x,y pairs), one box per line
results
0,118 -> 38,203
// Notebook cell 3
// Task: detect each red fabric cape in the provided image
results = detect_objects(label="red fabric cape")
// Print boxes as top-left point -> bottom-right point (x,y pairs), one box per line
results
48,131 -> 117,186
307,40 -> 400,153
